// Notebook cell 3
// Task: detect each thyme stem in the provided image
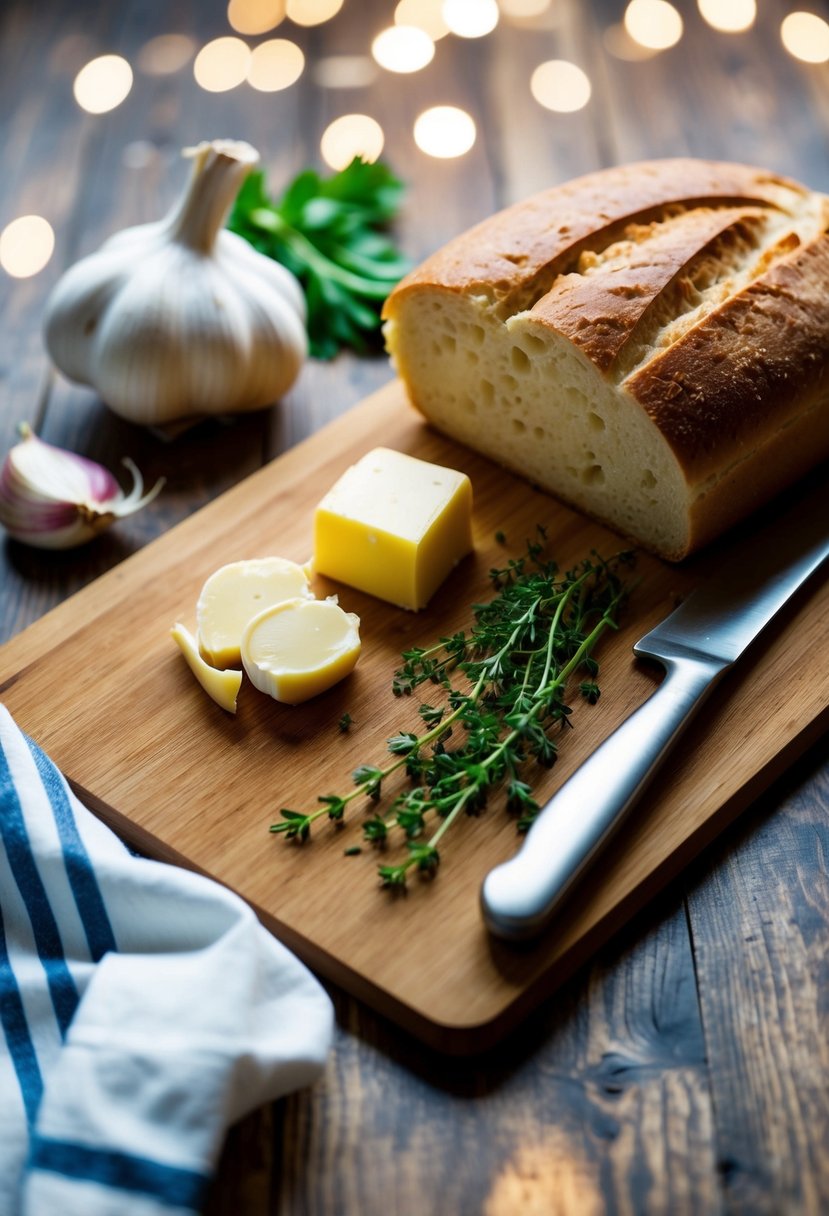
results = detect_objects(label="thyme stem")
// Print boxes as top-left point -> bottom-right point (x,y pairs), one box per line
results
270,535 -> 635,885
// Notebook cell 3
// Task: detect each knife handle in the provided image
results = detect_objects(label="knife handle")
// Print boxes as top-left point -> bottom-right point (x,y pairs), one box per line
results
480,648 -> 729,940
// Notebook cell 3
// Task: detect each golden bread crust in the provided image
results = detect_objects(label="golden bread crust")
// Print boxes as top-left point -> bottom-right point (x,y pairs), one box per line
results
526,206 -> 768,372
384,158 -> 829,560
627,229 -> 829,484
385,158 -> 808,310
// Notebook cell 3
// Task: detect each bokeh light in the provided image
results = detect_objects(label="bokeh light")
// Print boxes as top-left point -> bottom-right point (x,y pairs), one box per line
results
286,0 -> 344,26
624,0 -> 683,50
247,38 -> 304,90
0,216 -> 55,279
121,140 -> 157,169
320,114 -> 385,170
137,34 -> 196,75
781,11 -> 829,63
697,0 -> 756,33
372,26 -> 435,73
414,105 -> 476,158
530,59 -> 592,113
442,0 -> 499,39
193,37 -> 251,91
498,0 -> 551,17
73,55 -> 134,114
313,55 -> 377,88
49,34 -> 97,75
394,0 -> 450,40
603,22 -> 658,59
227,0 -> 285,35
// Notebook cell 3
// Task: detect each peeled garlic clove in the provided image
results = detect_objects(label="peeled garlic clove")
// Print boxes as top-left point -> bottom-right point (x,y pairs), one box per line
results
241,597 -> 361,705
196,556 -> 315,669
170,622 -> 243,714
0,424 -> 164,549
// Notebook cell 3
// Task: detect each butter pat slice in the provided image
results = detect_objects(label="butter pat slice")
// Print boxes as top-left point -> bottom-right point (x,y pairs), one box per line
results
197,557 -> 313,668
314,447 -> 473,610
171,623 -> 243,713
241,597 -> 361,705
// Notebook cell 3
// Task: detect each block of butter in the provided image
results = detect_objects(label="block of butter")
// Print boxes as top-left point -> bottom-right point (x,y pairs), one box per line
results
314,447 -> 473,610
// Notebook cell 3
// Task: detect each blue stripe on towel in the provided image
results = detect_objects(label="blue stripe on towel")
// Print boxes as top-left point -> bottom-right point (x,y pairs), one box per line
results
0,743 -> 78,1035
29,1137 -> 209,1211
25,737 -> 117,961
0,901 -> 43,1123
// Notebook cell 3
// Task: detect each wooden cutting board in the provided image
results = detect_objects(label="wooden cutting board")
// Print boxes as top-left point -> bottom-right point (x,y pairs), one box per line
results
1,381 -> 826,1053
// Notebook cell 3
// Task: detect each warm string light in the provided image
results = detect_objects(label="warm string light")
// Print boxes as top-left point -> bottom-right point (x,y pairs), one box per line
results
286,0 -> 344,27
442,0 -> 499,39
697,0 -> 756,34
193,37 -> 251,91
781,10 -> 829,63
227,0 -> 285,35
247,38 -> 305,90
394,0 -> 450,40
413,106 -> 476,158
498,0 -> 551,18
320,114 -> 385,170
0,216 -> 55,279
73,55 -> 133,113
624,0 -> 683,50
530,59 -> 591,112
68,0 -> 820,198
372,26 -> 435,73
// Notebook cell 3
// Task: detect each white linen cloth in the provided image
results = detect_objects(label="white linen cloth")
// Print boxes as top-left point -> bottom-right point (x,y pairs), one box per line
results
0,703 -> 333,1216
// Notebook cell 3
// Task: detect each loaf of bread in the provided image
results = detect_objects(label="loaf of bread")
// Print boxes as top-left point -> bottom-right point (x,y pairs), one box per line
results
383,159 -> 829,560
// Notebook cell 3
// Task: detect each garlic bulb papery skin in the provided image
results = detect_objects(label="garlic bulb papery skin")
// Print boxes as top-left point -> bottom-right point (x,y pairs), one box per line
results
43,140 -> 307,427
0,425 -> 164,549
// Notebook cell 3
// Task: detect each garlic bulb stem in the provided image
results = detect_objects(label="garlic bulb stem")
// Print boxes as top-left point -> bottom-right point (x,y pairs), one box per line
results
167,141 -> 260,253
0,425 -> 165,550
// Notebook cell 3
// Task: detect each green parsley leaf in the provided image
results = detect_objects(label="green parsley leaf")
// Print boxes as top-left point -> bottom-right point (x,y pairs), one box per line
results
228,158 -> 411,359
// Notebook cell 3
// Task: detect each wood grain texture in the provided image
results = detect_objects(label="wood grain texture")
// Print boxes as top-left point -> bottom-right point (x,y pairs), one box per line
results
269,898 -> 719,1215
2,0 -> 828,1210
687,751 -> 829,1215
1,380 -> 826,1052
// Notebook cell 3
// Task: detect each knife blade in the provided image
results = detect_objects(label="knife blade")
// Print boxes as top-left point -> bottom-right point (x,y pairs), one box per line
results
480,477 -> 829,941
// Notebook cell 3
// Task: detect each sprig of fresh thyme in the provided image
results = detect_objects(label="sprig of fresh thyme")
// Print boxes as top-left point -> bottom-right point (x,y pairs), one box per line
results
270,531 -> 634,887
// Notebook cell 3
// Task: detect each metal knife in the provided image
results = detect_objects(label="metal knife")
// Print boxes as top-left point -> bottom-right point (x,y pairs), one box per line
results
481,479 -> 829,941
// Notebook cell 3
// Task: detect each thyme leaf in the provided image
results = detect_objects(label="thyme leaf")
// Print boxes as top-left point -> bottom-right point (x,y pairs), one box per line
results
271,534 -> 635,887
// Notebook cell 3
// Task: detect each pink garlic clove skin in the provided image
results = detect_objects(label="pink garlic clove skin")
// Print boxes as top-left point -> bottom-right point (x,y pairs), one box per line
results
0,426 -> 164,550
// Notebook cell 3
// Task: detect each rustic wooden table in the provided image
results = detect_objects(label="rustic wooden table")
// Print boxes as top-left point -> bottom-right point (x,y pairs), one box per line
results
1,1 -> 827,1212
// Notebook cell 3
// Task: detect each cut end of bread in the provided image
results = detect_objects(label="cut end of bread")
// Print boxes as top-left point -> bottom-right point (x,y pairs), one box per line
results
385,159 -> 829,561
386,301 -> 690,558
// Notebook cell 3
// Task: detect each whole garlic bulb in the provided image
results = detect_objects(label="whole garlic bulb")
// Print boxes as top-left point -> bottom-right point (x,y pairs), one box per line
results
43,140 -> 307,427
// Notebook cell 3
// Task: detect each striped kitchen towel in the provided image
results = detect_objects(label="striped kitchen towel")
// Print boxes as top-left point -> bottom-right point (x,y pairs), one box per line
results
0,703 -> 334,1216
